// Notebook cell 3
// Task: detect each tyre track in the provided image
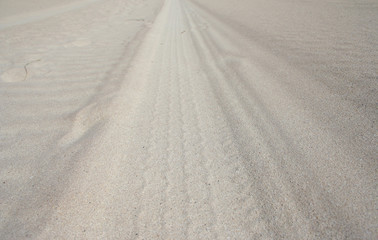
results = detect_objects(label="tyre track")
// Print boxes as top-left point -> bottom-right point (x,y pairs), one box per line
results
163,1 -> 191,237
131,30 -> 167,239
181,0 -> 267,237
185,7 -> 313,238
135,14 -> 173,240
182,0 -> 282,237
178,4 -> 219,239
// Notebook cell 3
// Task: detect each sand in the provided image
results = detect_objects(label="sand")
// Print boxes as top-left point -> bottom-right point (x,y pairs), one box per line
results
0,0 -> 377,239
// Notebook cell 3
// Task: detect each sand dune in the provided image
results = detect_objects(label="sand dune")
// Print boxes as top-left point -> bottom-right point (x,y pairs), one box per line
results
0,0 -> 377,239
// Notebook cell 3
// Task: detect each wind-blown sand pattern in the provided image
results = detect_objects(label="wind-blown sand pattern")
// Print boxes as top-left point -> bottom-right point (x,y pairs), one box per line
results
0,0 -> 377,239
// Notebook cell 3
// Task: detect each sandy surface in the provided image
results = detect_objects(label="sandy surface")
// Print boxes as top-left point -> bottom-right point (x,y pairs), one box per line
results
0,0 -> 377,239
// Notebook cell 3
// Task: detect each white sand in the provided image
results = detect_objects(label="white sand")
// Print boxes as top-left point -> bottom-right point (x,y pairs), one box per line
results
0,0 -> 377,239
